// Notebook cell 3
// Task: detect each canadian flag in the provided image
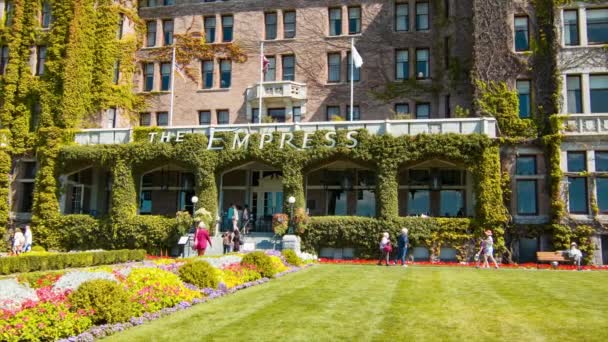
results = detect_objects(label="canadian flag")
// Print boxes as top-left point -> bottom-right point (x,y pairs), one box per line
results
262,55 -> 270,73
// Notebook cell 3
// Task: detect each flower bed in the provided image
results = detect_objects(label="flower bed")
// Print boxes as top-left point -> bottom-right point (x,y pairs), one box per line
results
0,250 -> 315,341
318,258 -> 608,271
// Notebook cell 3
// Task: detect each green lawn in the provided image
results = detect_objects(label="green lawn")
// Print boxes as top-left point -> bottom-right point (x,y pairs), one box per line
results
107,265 -> 608,341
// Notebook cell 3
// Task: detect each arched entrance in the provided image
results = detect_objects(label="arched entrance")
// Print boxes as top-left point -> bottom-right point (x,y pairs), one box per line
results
219,162 -> 283,232
138,164 -> 196,216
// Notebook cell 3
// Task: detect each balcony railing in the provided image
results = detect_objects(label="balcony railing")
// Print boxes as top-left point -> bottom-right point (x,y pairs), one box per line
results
73,118 -> 497,145
245,81 -> 307,101
562,114 -> 608,136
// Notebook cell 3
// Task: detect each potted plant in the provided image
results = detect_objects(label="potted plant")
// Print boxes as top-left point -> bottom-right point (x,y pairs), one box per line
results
272,213 -> 289,236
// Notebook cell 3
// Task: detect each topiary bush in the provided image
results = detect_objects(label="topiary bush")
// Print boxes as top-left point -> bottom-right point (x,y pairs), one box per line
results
31,245 -> 46,252
178,260 -> 220,289
68,279 -> 132,324
281,249 -> 303,266
241,251 -> 276,278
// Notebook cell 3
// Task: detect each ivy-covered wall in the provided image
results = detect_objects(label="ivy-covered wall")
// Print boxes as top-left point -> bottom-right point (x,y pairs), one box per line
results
44,130 -> 507,255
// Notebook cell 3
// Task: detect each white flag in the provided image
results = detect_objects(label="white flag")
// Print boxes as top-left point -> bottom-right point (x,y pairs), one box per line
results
352,44 -> 363,68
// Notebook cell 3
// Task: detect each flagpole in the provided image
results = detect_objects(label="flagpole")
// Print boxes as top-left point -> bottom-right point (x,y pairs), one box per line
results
259,41 -> 264,124
350,38 -> 354,122
169,40 -> 177,127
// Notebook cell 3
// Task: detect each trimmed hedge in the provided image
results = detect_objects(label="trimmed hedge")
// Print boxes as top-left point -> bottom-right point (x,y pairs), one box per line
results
301,216 -> 475,259
0,249 -> 146,275
69,279 -> 132,324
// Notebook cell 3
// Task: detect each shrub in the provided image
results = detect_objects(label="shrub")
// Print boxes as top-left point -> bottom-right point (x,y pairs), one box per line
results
178,260 -> 220,289
241,251 -> 276,278
69,279 -> 132,324
281,249 -> 303,266
269,256 -> 288,273
31,246 -> 46,252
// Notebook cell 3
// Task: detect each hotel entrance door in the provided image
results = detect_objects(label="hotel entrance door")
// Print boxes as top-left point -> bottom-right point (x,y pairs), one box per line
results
250,173 -> 283,232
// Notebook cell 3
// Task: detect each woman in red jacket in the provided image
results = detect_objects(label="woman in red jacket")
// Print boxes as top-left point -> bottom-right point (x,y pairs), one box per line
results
194,222 -> 213,256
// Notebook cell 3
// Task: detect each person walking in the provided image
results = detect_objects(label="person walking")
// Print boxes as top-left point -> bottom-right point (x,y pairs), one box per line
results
241,205 -> 251,234
231,204 -> 239,231
222,231 -> 232,254
394,228 -> 409,267
481,230 -> 499,269
475,238 -> 486,268
194,222 -> 212,256
232,228 -> 242,253
23,225 -> 32,253
377,232 -> 391,266
12,228 -> 25,255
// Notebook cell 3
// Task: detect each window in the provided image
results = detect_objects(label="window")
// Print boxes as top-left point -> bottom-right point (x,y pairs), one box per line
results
395,3 -> 409,31
156,112 -> 168,126
516,156 -> 537,175
23,162 -> 37,179
346,105 -> 361,121
265,12 -> 277,40
164,0 -> 174,5
416,2 -> 429,31
416,48 -> 429,79
36,46 -> 46,76
597,178 -> 608,213
596,152 -> 608,171
107,108 -> 117,129
416,103 -> 430,119
408,190 -> 430,215
395,103 -> 410,116
204,16 -> 216,43
264,56 -> 276,81
514,17 -> 529,51
328,53 -> 341,83
4,1 -> 13,26
347,51 -> 360,82
199,111 -> 211,125
146,21 -> 157,47
220,60 -> 231,88
252,108 -> 260,123
282,55 -> 295,81
445,95 -> 451,117
326,106 -> 341,120
568,177 -> 588,213
563,10 -> 579,46
586,9 -> 608,44
143,63 -> 154,91
20,182 -> 34,213
160,62 -> 171,91
567,75 -> 582,113
163,19 -> 173,45
590,75 -> 608,113
284,11 -> 296,38
293,106 -> 301,123
217,110 -> 229,124
517,180 -> 537,215
329,8 -> 342,36
112,61 -> 120,84
269,108 -> 286,122
348,7 -> 361,34
202,60 -> 214,89
140,113 -> 151,126
516,80 -> 531,118
395,49 -> 409,80
117,14 -> 125,39
41,1 -> 52,28
440,190 -> 463,217
0,46 -> 8,75
222,15 -> 233,42
568,152 -> 586,172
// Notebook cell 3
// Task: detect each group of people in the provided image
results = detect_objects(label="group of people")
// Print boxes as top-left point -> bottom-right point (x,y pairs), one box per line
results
225,204 -> 251,234
379,228 -> 584,269
378,228 -> 409,266
5,225 -> 33,256
222,228 -> 242,254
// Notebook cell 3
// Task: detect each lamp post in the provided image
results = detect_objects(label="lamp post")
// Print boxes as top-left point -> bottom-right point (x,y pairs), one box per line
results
287,196 -> 296,234
191,195 -> 199,223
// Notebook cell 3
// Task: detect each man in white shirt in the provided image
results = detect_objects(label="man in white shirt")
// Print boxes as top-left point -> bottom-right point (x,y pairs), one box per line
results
568,242 -> 583,270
